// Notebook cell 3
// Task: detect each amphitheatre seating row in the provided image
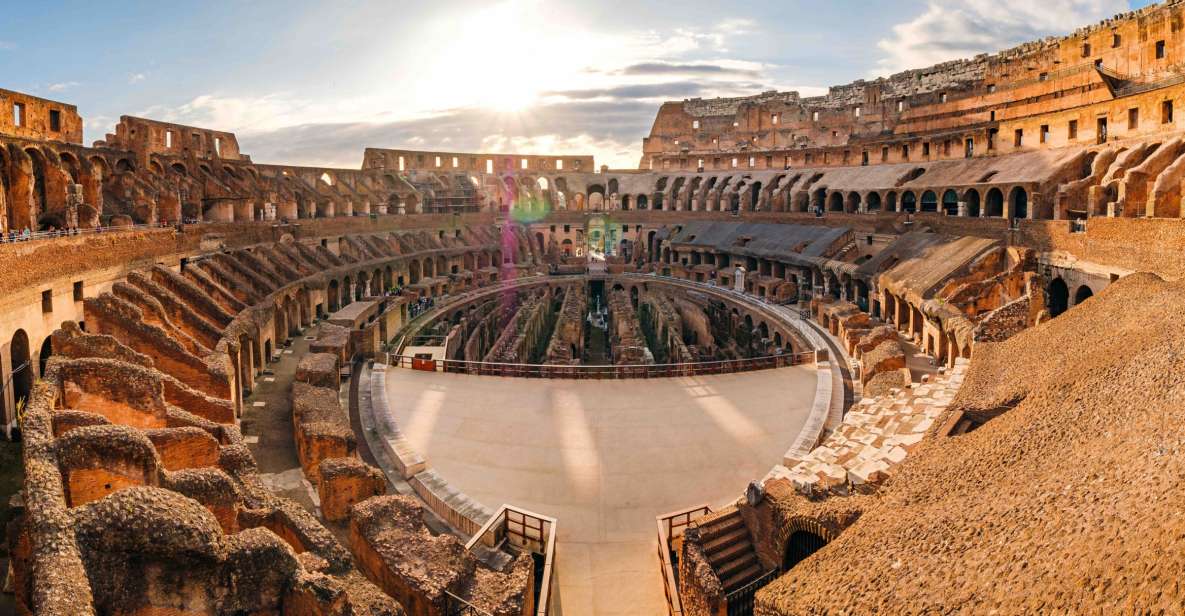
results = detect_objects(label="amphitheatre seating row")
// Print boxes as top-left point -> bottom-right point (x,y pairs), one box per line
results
12,224 -> 543,615
768,360 -> 966,496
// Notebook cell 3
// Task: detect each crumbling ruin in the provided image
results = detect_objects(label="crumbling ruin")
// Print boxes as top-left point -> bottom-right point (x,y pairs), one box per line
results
3,2 -> 1185,615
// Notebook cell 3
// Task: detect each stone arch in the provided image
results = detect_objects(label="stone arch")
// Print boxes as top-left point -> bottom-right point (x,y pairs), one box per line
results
941,189 -> 959,215
9,329 -> 32,417
985,187 -> 1005,217
57,150 -> 82,184
0,147 -> 10,231
963,188 -> 981,217
885,191 -> 898,212
777,517 -> 836,572
1009,186 -> 1028,220
828,191 -> 844,212
408,259 -> 421,284
783,530 -> 828,571
37,335 -> 52,378
901,191 -> 917,213
920,190 -> 938,213
845,192 -> 861,213
866,192 -> 882,212
749,180 -> 762,211
327,279 -> 340,312
25,147 -> 51,221
1073,284 -> 1094,305
1047,277 -> 1069,318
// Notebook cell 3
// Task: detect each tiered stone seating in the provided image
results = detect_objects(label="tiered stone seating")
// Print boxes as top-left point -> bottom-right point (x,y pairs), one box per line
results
768,359 -> 968,496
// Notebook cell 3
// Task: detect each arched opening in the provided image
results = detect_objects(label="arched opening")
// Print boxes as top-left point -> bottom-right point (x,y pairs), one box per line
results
749,181 -> 762,210
866,192 -> 882,212
783,530 -> 827,571
941,190 -> 959,215
964,189 -> 981,217
1074,285 -> 1094,305
636,194 -> 648,210
985,188 -> 1005,217
885,191 -> 898,212
37,336 -> 52,378
920,190 -> 938,213
901,191 -> 917,213
0,148 -> 12,230
327,279 -> 340,312
828,192 -> 844,212
1009,186 -> 1028,220
1047,277 -> 1069,318
845,192 -> 861,213
25,148 -> 49,222
9,330 -> 32,418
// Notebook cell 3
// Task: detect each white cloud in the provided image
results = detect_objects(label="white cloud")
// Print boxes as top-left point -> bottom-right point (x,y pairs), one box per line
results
48,81 -> 79,92
0,41 -> 14,50
128,73 -> 146,84
875,0 -> 1127,75
117,5 -> 790,173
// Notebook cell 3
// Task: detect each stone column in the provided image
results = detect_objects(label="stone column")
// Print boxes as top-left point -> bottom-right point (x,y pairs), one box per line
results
957,201 -> 967,217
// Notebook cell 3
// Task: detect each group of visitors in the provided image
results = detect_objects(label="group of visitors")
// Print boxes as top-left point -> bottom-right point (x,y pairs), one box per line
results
408,295 -> 437,319
1,226 -> 84,243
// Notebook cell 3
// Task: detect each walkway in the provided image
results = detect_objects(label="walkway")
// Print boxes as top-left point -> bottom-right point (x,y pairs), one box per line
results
382,365 -> 819,616
240,324 -> 321,512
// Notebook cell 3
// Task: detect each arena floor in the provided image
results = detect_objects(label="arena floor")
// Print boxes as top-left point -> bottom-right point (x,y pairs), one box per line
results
384,365 -> 819,616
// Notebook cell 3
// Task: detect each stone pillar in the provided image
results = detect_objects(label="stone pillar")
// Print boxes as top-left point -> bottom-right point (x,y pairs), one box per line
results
733,266 -> 746,293
957,201 -> 967,217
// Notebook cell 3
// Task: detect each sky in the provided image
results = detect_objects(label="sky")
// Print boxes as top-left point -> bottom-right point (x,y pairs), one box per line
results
0,0 -> 1158,170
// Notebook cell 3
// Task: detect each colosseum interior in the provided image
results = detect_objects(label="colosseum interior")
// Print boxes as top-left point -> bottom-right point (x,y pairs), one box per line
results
1,3 -> 1184,616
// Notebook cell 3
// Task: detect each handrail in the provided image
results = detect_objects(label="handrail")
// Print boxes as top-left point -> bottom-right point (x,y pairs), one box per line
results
465,504 -> 558,616
0,220 -> 175,244
386,350 -> 816,379
656,504 -> 713,616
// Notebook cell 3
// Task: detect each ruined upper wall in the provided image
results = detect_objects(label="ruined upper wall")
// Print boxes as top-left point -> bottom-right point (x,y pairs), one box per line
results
642,0 -> 1185,168
364,147 -> 594,174
0,88 -> 83,143
98,116 -> 246,167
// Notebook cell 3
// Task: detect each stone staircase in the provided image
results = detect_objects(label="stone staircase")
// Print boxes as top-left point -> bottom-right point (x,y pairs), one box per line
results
699,508 -> 766,594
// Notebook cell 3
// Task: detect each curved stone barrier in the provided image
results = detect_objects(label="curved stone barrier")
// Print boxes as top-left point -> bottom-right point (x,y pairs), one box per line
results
360,362 -> 495,538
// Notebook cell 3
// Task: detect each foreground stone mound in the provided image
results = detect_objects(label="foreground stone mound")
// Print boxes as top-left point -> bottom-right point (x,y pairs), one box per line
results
350,495 -> 535,616
757,272 -> 1185,614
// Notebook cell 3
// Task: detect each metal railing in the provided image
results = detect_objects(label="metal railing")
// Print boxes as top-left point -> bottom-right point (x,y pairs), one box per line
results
0,220 -> 175,245
444,591 -> 496,616
725,568 -> 779,616
386,350 -> 815,379
465,505 -> 558,616
656,505 -> 713,616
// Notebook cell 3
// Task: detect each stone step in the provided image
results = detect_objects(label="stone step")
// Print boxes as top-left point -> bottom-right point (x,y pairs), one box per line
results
707,536 -> 753,566
715,549 -> 758,579
699,511 -> 744,542
703,526 -> 749,555
721,563 -> 764,593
